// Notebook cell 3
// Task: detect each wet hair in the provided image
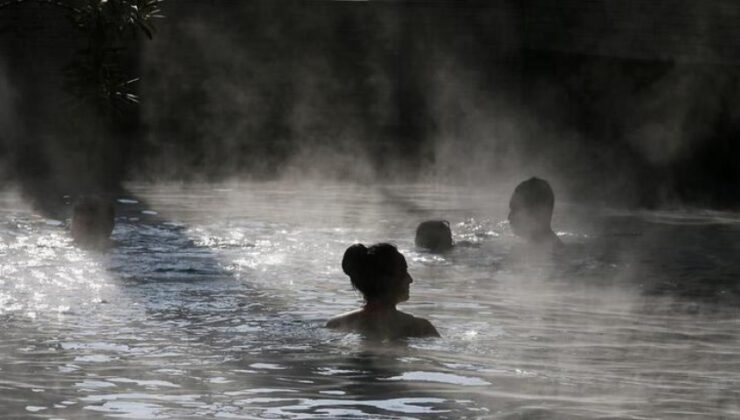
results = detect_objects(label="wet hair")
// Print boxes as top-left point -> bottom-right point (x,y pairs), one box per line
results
511,177 -> 555,216
415,220 -> 453,252
342,243 -> 406,300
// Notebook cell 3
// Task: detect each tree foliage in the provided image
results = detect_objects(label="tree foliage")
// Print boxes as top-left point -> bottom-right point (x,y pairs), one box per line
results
2,0 -> 163,114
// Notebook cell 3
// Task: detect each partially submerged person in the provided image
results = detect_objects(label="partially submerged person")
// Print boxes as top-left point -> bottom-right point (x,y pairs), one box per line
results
508,177 -> 563,249
415,220 -> 453,252
71,195 -> 115,249
327,243 -> 440,339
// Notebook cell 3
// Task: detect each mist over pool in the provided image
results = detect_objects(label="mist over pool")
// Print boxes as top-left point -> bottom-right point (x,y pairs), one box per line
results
2,1 -> 740,418
1,182 -> 739,418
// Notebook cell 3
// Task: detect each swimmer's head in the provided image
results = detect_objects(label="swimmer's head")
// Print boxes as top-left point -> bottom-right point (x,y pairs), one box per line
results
415,220 -> 453,252
508,177 -> 555,240
71,195 -> 115,247
342,243 -> 412,304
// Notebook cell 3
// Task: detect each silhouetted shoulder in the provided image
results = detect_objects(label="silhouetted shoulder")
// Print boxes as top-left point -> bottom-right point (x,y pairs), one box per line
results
410,316 -> 440,338
396,311 -> 440,338
326,309 -> 362,330
326,310 -> 439,339
325,317 -> 340,329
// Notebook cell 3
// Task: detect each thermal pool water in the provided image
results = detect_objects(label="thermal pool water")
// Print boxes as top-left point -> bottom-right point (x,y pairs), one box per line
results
1,182 -> 739,418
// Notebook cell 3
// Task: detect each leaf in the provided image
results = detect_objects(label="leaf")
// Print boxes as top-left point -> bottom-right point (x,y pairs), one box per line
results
139,22 -> 152,39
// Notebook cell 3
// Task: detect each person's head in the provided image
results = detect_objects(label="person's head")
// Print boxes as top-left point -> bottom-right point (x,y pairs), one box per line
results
71,195 -> 115,246
342,243 -> 412,305
415,220 -> 453,252
508,177 -> 555,240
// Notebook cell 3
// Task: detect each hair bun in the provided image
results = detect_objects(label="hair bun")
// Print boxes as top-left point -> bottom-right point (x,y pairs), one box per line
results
342,243 -> 367,277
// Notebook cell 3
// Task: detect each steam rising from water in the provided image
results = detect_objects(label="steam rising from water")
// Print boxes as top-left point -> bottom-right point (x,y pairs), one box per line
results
125,2 -> 739,209
2,183 -> 740,418
1,2 -> 738,208
628,65 -> 731,167
2,2 -> 740,418
0,58 -> 16,179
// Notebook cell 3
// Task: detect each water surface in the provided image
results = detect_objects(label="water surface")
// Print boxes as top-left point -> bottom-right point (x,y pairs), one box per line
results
1,182 -> 739,418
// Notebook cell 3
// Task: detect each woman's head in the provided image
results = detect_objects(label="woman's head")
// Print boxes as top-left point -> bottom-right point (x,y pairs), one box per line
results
342,243 -> 412,304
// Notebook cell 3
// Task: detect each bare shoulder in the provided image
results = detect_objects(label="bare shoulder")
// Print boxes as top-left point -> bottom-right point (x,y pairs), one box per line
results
413,317 -> 440,337
327,309 -> 439,339
397,312 -> 440,338
326,309 -> 363,329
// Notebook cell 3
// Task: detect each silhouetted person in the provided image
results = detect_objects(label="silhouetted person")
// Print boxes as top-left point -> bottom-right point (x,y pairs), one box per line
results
327,243 -> 440,339
415,220 -> 453,252
71,195 -> 115,249
508,177 -> 562,248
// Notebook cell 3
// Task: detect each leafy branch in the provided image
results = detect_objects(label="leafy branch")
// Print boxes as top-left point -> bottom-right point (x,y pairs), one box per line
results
0,0 -> 78,12
2,0 -> 164,113
63,0 -> 164,113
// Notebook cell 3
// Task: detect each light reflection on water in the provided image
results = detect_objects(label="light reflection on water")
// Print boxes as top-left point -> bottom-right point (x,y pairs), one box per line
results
1,182 -> 739,418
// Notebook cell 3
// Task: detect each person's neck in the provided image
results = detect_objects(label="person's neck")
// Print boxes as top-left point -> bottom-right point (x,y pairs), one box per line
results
363,300 -> 397,312
527,226 -> 558,243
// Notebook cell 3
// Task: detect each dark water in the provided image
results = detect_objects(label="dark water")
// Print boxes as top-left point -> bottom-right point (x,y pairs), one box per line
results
1,182 -> 739,419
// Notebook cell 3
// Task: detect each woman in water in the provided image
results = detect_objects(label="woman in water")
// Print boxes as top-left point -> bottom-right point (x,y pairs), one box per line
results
327,243 -> 440,339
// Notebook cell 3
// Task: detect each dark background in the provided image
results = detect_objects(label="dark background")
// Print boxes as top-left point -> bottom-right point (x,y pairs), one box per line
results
1,0 -> 739,208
